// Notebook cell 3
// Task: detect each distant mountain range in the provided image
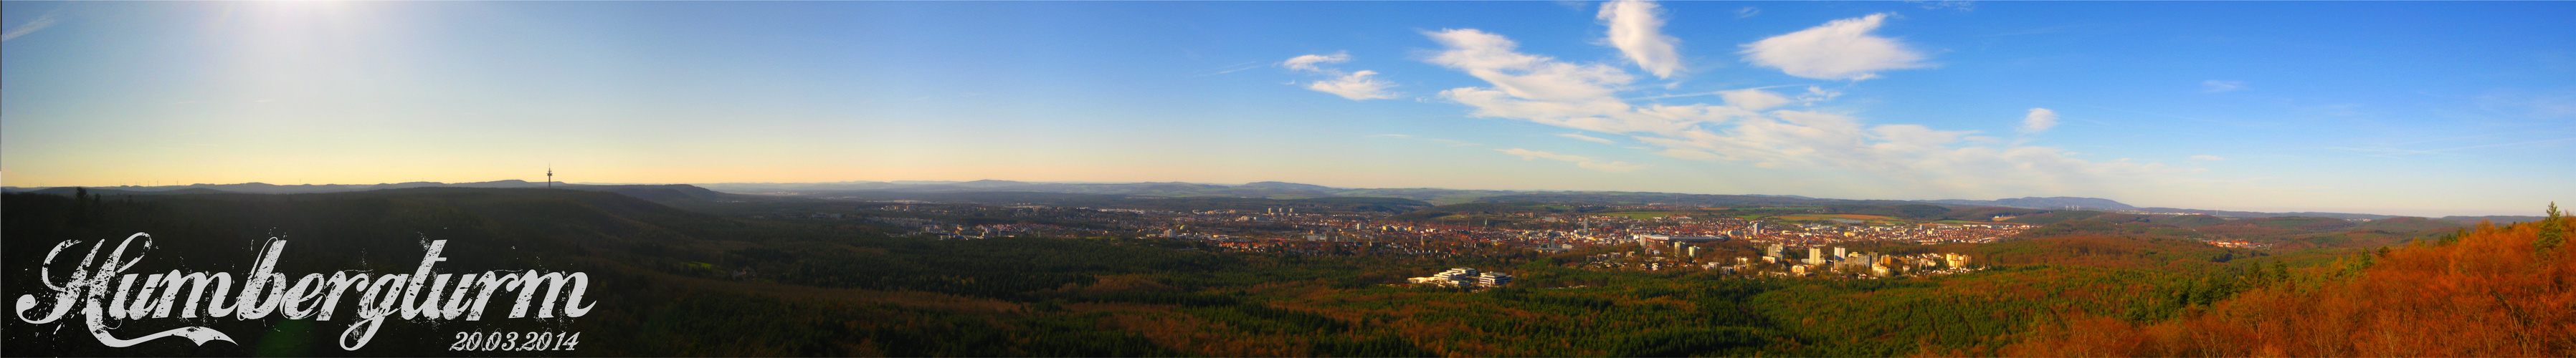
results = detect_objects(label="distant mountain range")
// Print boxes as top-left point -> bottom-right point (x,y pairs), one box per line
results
6,180 -> 2543,223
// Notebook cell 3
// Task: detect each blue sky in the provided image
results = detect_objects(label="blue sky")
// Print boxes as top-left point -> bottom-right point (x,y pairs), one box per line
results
3,1 -> 2570,216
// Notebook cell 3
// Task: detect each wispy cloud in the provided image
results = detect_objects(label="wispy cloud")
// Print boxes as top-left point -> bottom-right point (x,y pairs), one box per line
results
1631,85 -> 1832,107
2476,90 -> 2576,119
1735,7 -> 1760,19
2020,108 -> 2058,134
2,12 -> 60,42
1417,26 -> 2197,198
1914,1 -> 1976,12
1558,132 -> 1617,144
1283,52 -> 1399,100
2202,79 -> 2248,93
1597,0 -> 1683,79
1196,61 -> 1268,77
1739,14 -> 1928,81
1721,88 -> 1793,111
1425,28 -> 1702,135
1425,29 -> 1634,102
1283,52 -> 1349,72
1498,148 -> 1647,173
1309,70 -> 1399,100
2328,137 -> 2576,158
2190,155 -> 2226,161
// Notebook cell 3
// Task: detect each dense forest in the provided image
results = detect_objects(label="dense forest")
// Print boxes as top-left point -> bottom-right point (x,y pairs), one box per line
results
5,189 -> 2565,357
2007,208 -> 2575,356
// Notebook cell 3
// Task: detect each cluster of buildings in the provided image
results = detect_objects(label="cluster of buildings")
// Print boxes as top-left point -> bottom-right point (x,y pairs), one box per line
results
2197,239 -> 2273,249
1572,238 -> 1981,279
1116,208 -> 2030,256
762,200 -> 2029,272
1406,267 -> 1513,288
840,209 -> 1115,239
731,199 -> 2043,284
1727,243 -> 1978,278
751,212 -> 851,220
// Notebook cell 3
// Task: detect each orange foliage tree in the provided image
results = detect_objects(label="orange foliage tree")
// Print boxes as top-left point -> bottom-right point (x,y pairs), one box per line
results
2004,209 -> 2576,357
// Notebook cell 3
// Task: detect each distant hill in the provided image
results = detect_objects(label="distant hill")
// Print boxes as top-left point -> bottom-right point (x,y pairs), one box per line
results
784,190 -> 1433,213
585,184 -> 732,201
2005,217 -> 2576,357
1386,202 -> 1582,222
2134,207 -> 2397,221
693,180 -> 1510,203
1473,191 -> 1903,207
1991,209 -> 2493,251
19,180 -> 2535,221
11,179 -> 566,195
9,181 -> 736,203
2433,215 -> 2551,225
1,188 -> 1248,356
1924,197 -> 2516,221
1924,197 -> 2138,210
1242,181 -> 1338,191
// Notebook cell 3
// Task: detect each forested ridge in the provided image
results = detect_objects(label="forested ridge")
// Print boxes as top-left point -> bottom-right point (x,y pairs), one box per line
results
2007,206 -> 2575,357
5,189 -> 2563,357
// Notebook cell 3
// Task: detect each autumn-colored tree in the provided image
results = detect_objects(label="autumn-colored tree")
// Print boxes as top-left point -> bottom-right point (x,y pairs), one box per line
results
2003,209 -> 2576,357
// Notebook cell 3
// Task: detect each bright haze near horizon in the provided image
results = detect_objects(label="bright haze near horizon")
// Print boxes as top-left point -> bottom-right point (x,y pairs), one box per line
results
2,1 -> 2569,217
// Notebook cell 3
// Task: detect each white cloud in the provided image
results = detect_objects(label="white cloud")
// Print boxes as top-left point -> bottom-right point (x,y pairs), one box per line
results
1424,29 -> 1738,136
1736,7 -> 1761,19
1427,29 -> 1633,102
1498,148 -> 1648,173
1282,52 -> 1350,72
2191,155 -> 2226,161
1558,132 -> 1617,144
2202,79 -> 2248,93
1597,0 -> 1683,79
1739,14 -> 1927,81
1500,147 -> 1589,162
1,13 -> 58,42
1415,29 -> 2198,198
2020,108 -> 2058,134
1719,88 -> 1792,111
1631,113 -> 2188,196
1308,70 -> 1399,100
1283,52 -> 1398,100
1795,86 -> 1843,105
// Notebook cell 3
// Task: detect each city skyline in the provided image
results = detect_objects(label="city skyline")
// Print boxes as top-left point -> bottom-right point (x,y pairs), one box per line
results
4,1 -> 2571,217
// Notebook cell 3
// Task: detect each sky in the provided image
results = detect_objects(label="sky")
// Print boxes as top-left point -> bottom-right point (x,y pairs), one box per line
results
3,1 -> 2570,217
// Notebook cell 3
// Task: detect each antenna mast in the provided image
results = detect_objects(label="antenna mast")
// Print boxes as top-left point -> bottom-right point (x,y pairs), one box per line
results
547,164 -> 553,188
